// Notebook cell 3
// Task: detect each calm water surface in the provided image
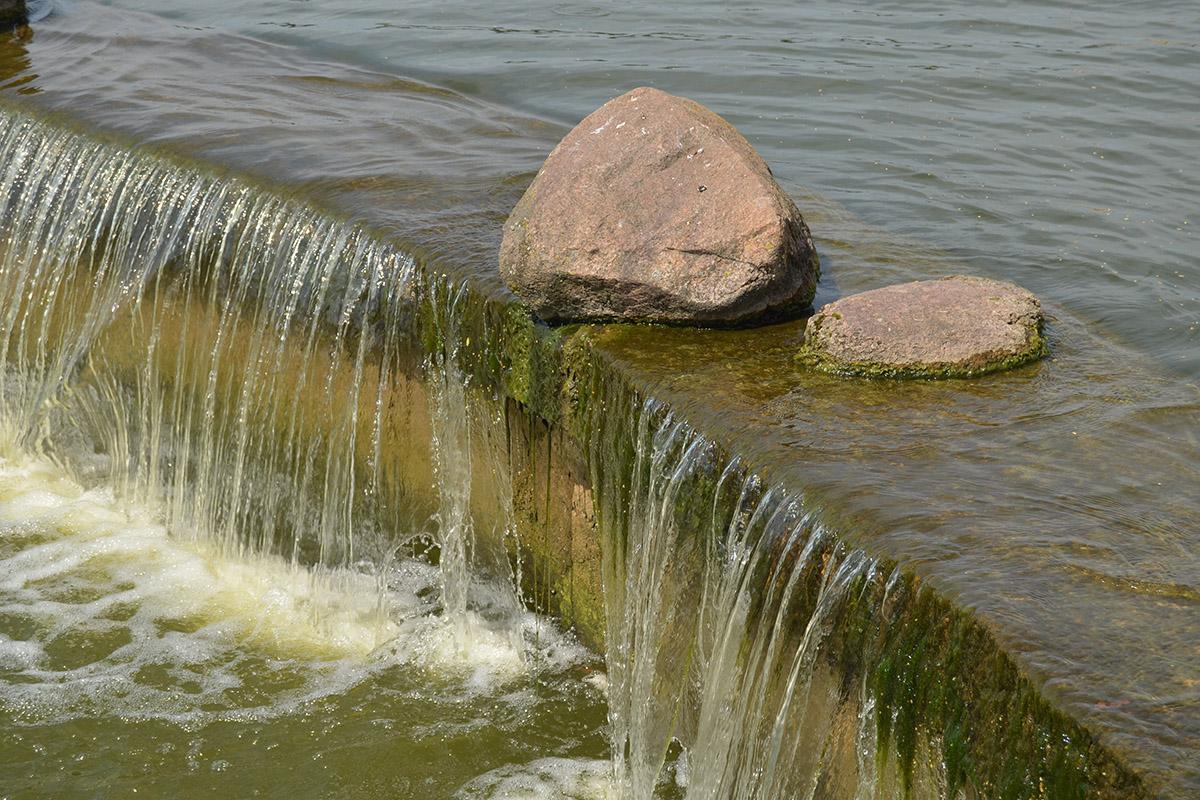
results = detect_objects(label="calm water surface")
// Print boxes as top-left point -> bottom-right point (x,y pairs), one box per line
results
5,0 -> 1197,376
0,0 -> 1197,797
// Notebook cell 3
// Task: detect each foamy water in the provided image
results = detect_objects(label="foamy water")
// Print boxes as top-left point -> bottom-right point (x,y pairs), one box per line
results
0,452 -> 596,730
457,758 -> 615,800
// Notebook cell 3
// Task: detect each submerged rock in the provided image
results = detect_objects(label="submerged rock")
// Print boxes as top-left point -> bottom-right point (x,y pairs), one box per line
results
500,87 -> 819,326
799,276 -> 1047,378
1,0 -> 27,28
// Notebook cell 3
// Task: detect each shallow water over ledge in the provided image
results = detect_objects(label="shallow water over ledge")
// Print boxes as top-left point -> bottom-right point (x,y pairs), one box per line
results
5,0 -> 1197,373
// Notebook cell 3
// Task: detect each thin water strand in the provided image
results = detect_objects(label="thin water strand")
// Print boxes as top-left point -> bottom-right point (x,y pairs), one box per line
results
594,393 -> 930,800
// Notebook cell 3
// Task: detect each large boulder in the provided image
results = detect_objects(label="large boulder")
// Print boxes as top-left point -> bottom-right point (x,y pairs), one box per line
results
798,276 -> 1047,378
500,87 -> 819,326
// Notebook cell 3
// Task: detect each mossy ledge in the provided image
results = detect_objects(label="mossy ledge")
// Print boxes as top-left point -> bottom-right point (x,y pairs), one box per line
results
424,275 -> 1145,798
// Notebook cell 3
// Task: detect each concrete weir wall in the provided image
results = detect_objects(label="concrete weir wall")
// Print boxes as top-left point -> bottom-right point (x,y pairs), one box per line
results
0,106 -> 1152,799
431,286 -> 1147,800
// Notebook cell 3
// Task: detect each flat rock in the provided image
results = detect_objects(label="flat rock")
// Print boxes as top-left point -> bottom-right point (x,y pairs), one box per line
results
799,276 -> 1047,378
500,87 -> 819,326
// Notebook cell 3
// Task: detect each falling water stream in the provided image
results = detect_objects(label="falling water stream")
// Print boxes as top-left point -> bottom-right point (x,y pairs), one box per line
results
590,391 -> 929,800
0,109 -> 614,798
0,101 -> 958,800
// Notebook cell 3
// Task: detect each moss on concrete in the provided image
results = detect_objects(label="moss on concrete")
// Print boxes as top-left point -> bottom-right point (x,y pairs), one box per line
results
451,305 -> 1139,797
417,267 -> 1144,798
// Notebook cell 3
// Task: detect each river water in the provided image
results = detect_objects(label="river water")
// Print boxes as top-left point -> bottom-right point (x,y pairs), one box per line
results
0,1 -> 1197,798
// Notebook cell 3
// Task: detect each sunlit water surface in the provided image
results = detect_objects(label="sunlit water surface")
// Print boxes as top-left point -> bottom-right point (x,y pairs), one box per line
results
9,0 -> 1198,372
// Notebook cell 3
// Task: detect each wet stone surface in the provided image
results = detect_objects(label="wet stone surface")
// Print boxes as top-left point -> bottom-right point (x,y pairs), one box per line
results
500,87 -> 819,327
799,276 -> 1046,378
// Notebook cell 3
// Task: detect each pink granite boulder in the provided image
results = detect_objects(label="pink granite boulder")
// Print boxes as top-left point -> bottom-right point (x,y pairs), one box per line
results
500,87 -> 819,326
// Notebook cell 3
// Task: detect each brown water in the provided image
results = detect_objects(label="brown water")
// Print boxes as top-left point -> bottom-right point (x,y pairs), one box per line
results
0,1 -> 1197,797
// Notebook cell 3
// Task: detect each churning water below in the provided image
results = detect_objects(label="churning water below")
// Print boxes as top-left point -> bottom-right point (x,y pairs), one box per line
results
0,449 -> 612,799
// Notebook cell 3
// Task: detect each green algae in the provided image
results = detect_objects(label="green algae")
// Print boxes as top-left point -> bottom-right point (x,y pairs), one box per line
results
856,575 -> 1144,800
796,314 -> 1050,380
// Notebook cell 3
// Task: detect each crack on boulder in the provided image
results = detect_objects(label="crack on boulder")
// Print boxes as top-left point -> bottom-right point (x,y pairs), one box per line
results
662,246 -> 762,271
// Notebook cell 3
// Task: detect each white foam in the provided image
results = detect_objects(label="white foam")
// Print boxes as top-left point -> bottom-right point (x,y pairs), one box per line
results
0,455 -> 399,658
0,635 -> 43,670
375,603 -> 595,695
0,452 -> 604,725
455,757 -> 615,800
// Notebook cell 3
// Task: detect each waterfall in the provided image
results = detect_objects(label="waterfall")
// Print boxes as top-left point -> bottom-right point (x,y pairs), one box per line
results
0,107 -> 519,647
0,105 -> 1127,800
0,109 -> 411,566
591,388 -> 947,800
425,277 -> 525,654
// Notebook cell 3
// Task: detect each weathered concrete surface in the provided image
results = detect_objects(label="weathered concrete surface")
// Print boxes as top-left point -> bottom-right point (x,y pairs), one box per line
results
500,87 -> 819,326
799,275 -> 1046,378
0,0 -> 26,28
